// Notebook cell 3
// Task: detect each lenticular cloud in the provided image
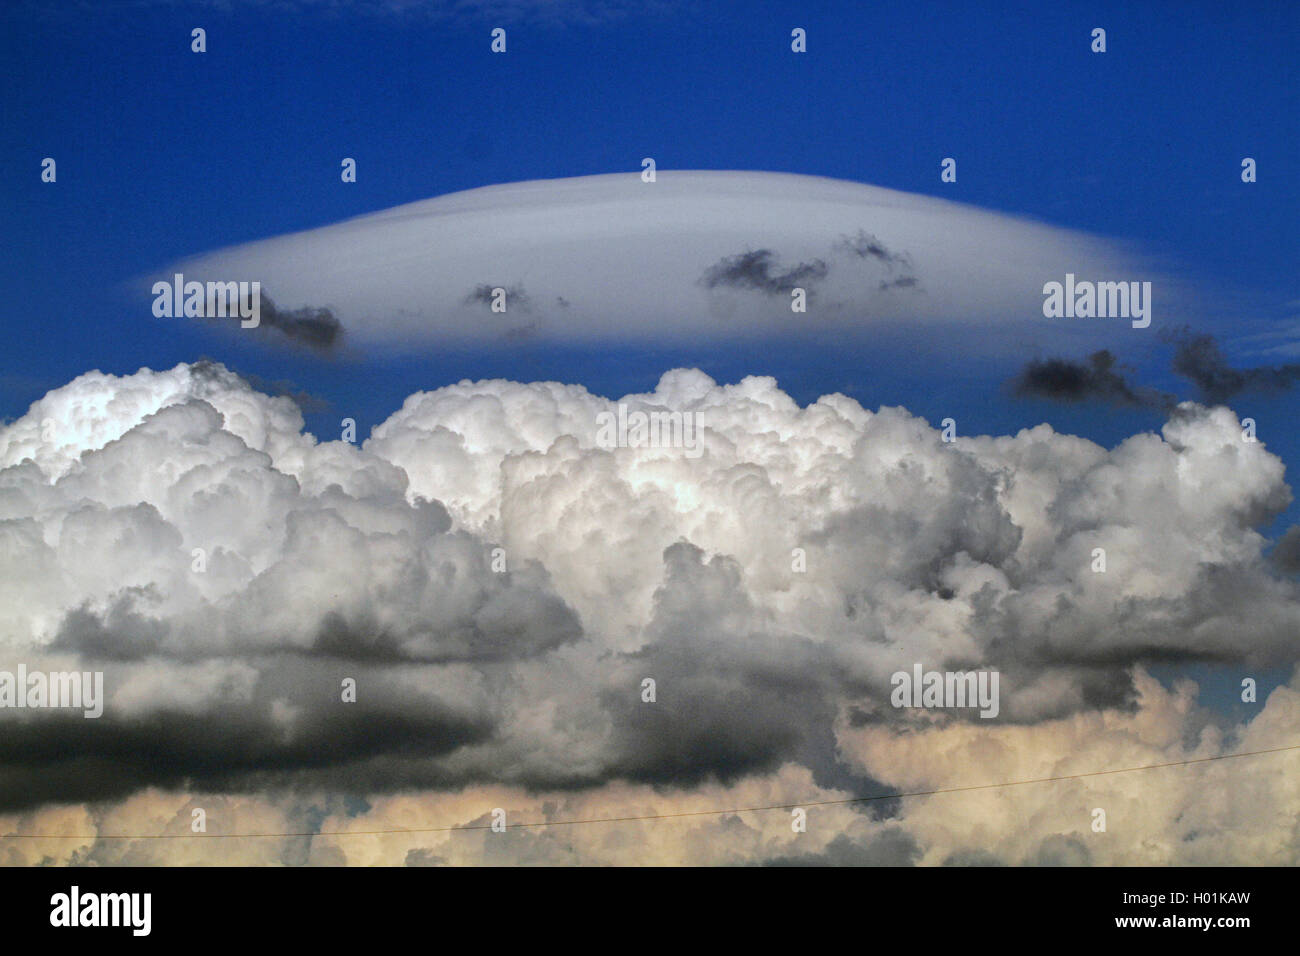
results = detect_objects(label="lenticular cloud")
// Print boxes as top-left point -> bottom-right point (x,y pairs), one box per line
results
161,171 -> 1146,348
1,362 -> 1298,864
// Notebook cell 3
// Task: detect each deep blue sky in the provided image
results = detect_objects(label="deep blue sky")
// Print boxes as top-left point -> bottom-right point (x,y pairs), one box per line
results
2,0 -> 1297,536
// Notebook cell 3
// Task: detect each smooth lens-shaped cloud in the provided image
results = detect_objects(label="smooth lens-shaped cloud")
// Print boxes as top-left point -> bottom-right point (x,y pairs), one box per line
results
164,172 -> 1142,347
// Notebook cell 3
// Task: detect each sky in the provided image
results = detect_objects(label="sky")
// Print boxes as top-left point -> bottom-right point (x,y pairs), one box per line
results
0,0 -> 1298,866
3,0 -> 1296,448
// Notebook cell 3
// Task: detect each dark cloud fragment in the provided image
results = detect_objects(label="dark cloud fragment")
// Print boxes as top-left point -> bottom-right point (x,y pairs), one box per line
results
464,284 -> 530,311
1012,331 -> 1300,413
1163,327 -> 1300,403
700,250 -> 828,296
1272,526 -> 1300,574
835,230 -> 911,268
51,590 -> 167,661
258,295 -> 343,351
834,230 -> 920,291
1010,350 -> 1173,410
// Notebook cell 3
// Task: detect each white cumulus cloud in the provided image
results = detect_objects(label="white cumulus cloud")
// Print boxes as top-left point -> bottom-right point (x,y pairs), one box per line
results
0,361 -> 1296,863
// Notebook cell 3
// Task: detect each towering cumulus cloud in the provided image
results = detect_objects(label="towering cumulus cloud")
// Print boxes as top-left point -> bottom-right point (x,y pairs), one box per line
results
1,363 -> 1297,865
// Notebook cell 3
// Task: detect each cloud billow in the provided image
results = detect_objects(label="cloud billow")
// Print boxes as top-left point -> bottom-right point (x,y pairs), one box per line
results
0,361 -> 1297,863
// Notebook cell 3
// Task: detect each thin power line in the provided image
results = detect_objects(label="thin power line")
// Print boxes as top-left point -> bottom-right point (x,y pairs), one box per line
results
4,741 -> 1297,841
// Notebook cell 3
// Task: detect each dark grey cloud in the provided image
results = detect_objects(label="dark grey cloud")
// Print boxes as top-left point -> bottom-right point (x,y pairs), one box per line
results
258,295 -> 343,351
14,579 -> 586,810
835,230 -> 911,268
1010,350 -> 1173,410
51,539 -> 584,667
600,566 -> 831,785
970,558 -> 1300,693
52,589 -> 168,660
879,276 -> 920,292
1010,331 -> 1300,413
308,590 -> 583,664
1272,526 -> 1300,574
700,250 -> 829,296
0,658 -> 497,812
835,230 -> 920,292
596,542 -> 881,796
464,283 -> 530,310
1164,327 -> 1300,403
